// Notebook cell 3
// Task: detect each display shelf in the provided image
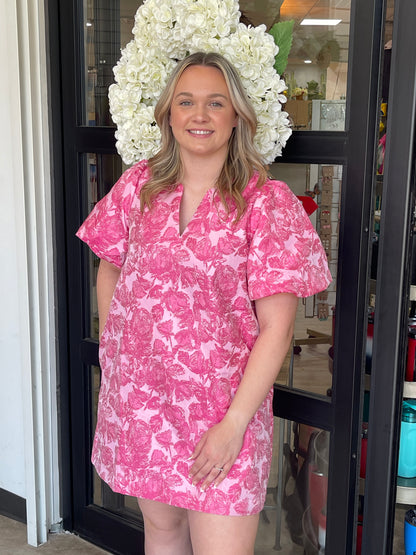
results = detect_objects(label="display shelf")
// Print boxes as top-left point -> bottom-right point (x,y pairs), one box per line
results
403,381 -> 416,398
396,382 -> 416,503
397,478 -> 416,504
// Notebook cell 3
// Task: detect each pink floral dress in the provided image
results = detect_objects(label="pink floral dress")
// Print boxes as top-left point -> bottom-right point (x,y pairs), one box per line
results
77,160 -> 331,516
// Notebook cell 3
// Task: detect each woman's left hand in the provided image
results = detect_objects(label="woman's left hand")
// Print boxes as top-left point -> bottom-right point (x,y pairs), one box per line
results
188,416 -> 245,491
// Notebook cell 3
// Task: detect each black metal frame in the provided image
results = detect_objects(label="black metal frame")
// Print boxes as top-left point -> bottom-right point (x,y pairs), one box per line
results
47,0 -> 415,552
324,0 -> 387,552
362,1 -> 416,552
45,0 -> 73,530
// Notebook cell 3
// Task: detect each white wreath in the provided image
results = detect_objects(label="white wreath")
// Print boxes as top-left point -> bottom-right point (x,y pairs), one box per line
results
109,0 -> 292,165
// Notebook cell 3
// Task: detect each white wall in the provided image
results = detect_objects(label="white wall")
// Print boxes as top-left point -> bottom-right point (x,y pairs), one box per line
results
0,0 -> 59,546
0,0 -> 28,504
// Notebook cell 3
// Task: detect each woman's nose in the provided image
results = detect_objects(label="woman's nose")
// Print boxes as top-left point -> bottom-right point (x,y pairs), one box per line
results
192,104 -> 209,121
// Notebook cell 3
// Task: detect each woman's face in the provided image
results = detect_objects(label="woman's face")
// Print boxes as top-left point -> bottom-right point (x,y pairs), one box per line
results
169,65 -> 238,164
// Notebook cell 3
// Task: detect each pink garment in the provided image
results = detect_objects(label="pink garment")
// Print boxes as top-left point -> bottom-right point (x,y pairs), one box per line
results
76,160 -> 331,516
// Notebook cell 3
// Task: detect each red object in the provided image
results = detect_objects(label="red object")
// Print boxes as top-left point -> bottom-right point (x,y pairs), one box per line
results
360,435 -> 368,478
407,330 -> 416,381
297,195 -> 319,215
356,522 -> 363,554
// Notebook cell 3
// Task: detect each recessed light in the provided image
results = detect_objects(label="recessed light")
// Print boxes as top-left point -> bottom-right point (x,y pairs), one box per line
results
304,59 -> 312,64
300,19 -> 341,26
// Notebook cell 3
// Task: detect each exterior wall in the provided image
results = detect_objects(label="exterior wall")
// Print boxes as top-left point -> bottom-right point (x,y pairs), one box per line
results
0,0 -> 28,504
0,0 -> 59,546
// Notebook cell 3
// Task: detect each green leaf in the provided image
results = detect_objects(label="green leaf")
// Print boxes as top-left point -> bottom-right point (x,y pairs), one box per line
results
269,20 -> 294,76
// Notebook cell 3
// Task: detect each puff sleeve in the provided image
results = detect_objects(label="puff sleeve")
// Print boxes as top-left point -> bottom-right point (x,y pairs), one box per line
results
247,180 -> 332,300
76,160 -> 149,268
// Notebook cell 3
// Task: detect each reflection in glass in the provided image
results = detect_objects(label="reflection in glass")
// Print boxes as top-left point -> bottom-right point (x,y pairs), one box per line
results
256,418 -> 330,553
271,163 -> 341,397
276,0 -> 351,131
82,1 -> 141,126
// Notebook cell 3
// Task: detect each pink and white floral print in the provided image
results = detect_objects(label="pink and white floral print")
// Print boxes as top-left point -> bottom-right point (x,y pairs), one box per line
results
76,160 -> 331,516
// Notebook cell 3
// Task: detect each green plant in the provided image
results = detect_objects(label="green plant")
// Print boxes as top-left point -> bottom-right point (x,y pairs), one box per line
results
306,80 -> 322,100
269,20 -> 294,76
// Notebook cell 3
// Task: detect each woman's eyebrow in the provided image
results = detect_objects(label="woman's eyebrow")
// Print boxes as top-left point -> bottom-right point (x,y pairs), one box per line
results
174,92 -> 229,100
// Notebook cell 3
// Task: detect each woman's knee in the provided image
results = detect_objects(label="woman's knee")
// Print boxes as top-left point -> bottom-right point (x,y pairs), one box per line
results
188,511 -> 259,555
138,498 -> 189,536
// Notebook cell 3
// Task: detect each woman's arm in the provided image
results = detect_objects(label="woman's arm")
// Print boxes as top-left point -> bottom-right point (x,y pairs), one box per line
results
189,292 -> 298,490
96,259 -> 122,338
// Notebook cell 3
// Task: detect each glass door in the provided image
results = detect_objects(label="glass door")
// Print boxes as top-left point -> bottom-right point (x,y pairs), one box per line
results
48,0 -> 414,553
361,0 -> 416,553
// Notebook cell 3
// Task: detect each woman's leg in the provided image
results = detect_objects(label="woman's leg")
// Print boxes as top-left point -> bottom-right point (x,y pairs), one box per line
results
138,498 -> 193,555
187,510 -> 259,555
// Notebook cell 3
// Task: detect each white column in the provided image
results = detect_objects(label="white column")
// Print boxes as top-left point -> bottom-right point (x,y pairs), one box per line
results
2,0 -> 59,546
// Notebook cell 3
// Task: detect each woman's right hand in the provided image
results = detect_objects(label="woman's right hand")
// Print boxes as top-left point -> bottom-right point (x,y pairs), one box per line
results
188,415 -> 245,491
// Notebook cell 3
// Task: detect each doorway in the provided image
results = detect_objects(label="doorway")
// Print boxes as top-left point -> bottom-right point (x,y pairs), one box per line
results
47,0 -> 415,553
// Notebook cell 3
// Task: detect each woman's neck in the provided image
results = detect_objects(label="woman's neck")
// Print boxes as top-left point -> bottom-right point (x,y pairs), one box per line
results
180,153 -> 224,192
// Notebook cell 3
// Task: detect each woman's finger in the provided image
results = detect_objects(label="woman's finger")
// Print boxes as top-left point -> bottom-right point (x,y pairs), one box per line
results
199,463 -> 229,491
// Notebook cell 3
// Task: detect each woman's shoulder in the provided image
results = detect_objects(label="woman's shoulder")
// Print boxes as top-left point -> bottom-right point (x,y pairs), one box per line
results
121,159 -> 151,185
244,174 -> 295,207
110,159 -> 151,201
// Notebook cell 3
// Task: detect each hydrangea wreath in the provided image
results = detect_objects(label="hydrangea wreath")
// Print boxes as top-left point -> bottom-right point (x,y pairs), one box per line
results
109,0 -> 292,165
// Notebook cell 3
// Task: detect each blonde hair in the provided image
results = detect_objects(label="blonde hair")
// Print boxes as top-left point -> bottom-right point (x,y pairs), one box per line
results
141,52 -> 268,219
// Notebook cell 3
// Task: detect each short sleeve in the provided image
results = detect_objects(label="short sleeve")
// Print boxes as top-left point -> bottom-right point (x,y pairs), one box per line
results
76,160 -> 149,268
247,180 -> 332,300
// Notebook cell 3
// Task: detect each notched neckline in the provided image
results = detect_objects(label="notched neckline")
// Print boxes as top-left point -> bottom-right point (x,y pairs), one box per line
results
177,183 -> 215,238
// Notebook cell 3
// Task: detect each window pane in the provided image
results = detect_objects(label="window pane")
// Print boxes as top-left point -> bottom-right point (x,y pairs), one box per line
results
82,0 -> 141,126
280,0 -> 350,131
82,1 -> 350,130
255,418 -> 330,553
82,152 -> 142,519
240,0 -> 350,131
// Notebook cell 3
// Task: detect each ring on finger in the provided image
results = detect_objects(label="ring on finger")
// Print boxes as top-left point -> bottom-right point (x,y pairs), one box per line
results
214,465 -> 224,472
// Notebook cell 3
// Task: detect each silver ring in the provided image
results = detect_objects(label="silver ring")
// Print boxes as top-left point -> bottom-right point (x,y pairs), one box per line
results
214,466 -> 224,472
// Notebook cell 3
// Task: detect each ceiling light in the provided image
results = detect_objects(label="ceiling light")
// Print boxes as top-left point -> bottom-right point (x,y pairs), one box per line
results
304,59 -> 312,64
300,19 -> 341,26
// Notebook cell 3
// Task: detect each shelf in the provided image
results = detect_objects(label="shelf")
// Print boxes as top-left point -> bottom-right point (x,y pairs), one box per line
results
397,477 -> 416,504
403,381 -> 416,398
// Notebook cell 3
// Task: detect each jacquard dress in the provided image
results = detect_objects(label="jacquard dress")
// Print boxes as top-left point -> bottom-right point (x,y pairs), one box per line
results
76,160 -> 331,516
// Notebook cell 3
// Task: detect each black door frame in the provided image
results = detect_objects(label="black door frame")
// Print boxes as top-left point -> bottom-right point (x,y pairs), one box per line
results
46,0 -> 413,553
362,1 -> 416,552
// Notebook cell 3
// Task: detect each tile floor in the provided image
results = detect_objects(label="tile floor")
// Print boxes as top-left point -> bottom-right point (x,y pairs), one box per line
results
0,515 -> 108,554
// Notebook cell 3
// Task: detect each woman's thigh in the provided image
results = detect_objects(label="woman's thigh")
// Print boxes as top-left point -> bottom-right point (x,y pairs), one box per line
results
187,510 -> 259,555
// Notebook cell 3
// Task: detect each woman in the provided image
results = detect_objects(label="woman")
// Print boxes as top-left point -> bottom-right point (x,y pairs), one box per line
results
77,52 -> 331,555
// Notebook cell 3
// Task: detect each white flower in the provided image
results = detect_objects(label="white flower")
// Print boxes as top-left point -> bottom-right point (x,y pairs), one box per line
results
109,0 -> 292,165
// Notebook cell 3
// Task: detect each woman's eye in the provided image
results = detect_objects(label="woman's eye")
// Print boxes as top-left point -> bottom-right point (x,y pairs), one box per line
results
210,101 -> 223,107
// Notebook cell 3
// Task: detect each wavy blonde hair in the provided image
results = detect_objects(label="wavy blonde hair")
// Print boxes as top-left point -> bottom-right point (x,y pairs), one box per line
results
141,52 -> 268,220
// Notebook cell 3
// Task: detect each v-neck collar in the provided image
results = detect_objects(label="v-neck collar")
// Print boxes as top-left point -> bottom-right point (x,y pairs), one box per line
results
176,184 -> 215,238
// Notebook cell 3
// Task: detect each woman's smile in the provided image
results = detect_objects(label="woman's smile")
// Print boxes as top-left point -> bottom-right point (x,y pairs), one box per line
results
187,129 -> 213,136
